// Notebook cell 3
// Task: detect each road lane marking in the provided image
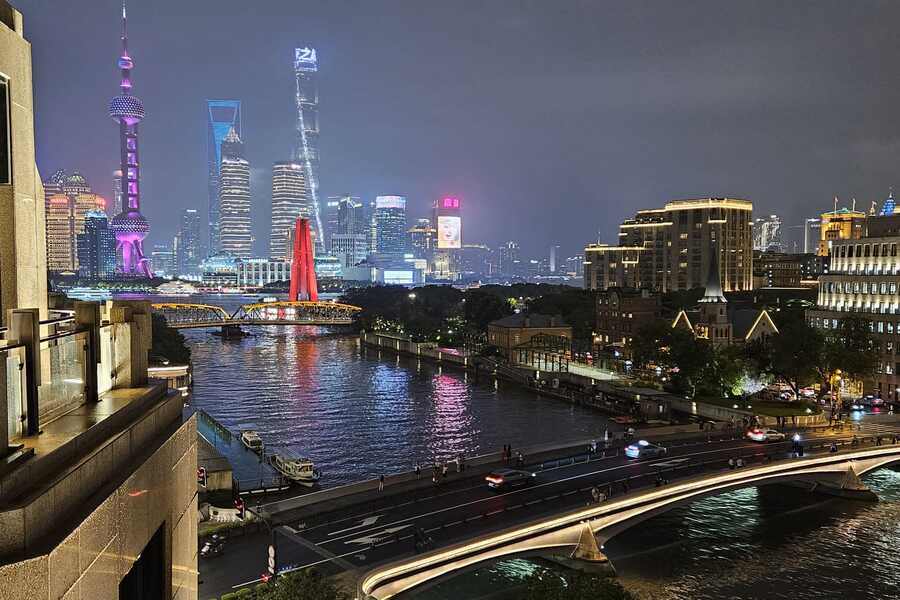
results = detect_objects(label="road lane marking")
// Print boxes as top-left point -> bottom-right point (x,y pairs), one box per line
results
327,515 -> 382,536
345,525 -> 413,546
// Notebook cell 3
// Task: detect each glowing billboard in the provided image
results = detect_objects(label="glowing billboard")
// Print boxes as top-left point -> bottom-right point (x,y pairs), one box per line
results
437,215 -> 461,249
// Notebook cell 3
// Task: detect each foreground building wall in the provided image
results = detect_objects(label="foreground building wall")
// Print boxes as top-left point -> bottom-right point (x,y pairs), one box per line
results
0,4 -> 48,324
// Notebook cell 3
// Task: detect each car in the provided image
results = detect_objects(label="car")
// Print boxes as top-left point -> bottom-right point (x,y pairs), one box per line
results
746,428 -> 786,443
624,440 -> 667,459
485,469 -> 536,490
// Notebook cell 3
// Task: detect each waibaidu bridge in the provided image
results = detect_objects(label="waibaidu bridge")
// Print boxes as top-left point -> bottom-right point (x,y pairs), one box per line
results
153,217 -> 361,329
151,300 -> 361,329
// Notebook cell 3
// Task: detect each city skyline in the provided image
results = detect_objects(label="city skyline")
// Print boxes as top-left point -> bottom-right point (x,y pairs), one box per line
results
16,0 -> 900,258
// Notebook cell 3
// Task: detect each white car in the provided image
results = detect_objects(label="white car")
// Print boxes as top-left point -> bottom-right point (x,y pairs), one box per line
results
624,440 -> 667,459
747,428 -> 786,443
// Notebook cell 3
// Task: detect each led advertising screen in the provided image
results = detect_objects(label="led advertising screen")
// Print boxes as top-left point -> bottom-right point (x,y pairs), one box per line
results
383,270 -> 414,285
437,216 -> 461,249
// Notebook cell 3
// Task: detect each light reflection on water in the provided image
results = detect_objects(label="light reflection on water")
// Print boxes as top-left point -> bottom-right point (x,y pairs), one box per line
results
419,470 -> 900,599
185,326 -> 612,486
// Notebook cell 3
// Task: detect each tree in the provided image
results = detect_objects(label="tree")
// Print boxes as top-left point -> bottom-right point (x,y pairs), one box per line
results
244,569 -> 348,600
528,288 -> 597,340
747,318 -> 823,396
524,568 -> 637,600
464,289 -> 513,331
629,319 -> 671,369
666,328 -> 714,398
822,316 -> 877,385
150,314 -> 191,364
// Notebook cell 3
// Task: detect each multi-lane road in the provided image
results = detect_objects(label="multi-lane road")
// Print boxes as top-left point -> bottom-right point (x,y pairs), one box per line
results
199,414 -> 900,598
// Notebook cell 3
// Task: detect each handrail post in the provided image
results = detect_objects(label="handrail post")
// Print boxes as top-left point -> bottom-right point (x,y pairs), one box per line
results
75,301 -> 101,403
8,308 -> 40,436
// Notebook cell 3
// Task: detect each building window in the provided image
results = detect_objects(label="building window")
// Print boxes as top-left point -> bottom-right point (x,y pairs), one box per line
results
0,76 -> 9,185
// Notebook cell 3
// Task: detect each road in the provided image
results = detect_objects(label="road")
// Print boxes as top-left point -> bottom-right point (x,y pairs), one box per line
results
199,414 -> 900,598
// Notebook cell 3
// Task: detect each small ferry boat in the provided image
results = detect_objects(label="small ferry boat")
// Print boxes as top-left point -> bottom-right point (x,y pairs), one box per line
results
271,454 -> 321,487
239,430 -> 264,453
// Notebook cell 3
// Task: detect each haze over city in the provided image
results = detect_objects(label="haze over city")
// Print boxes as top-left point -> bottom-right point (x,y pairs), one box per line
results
17,0 -> 900,256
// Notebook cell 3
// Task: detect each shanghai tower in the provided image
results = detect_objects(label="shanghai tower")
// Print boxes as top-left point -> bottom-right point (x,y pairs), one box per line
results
108,2 -> 152,276
293,47 -> 325,254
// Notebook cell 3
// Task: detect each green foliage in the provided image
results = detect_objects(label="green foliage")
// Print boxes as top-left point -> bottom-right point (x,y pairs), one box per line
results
747,318 -> 823,395
823,316 -> 877,383
629,320 -> 671,368
464,289 -> 514,330
150,313 -> 191,365
527,288 -> 596,340
242,569 -> 348,600
524,568 -> 637,600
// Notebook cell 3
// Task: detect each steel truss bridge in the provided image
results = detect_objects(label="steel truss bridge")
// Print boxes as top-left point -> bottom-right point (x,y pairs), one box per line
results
151,301 -> 361,329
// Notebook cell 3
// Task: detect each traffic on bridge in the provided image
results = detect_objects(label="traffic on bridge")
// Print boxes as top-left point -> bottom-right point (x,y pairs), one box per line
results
197,418 -> 900,598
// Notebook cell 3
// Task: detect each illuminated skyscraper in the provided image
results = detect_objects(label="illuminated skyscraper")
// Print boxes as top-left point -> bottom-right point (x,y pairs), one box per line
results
293,47 -> 324,252
108,3 -> 152,276
44,171 -> 104,272
218,127 -> 252,258
175,208 -> 202,276
374,195 -> 407,256
753,215 -> 783,252
77,210 -> 117,281
206,100 -> 241,255
270,161 -> 308,259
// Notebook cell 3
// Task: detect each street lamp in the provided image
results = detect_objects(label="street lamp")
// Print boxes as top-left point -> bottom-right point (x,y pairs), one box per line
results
408,293 -> 416,300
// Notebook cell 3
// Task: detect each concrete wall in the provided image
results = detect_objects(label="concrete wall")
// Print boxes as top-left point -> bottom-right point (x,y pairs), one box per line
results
360,332 -> 472,368
0,411 -> 198,600
0,5 -> 48,325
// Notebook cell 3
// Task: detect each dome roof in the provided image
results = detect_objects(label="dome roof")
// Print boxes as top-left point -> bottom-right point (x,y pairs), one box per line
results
109,95 -> 144,121
109,210 -> 150,234
65,172 -> 87,186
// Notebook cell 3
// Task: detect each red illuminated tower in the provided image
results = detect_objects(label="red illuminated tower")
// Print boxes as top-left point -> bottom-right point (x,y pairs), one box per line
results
289,217 -> 318,302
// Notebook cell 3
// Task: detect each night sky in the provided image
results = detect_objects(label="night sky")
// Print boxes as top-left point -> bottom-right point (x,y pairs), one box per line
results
13,0 -> 900,258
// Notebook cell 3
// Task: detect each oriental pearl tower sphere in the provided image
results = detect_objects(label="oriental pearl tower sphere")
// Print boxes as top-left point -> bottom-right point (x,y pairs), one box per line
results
108,2 -> 152,277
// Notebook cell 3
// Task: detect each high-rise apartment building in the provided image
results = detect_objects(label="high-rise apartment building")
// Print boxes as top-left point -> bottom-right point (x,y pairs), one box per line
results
327,195 -> 367,267
206,99 -> 242,255
804,218 -> 822,254
499,241 -> 521,275
270,161 -> 308,259
818,207 -> 865,256
585,197 -> 753,292
218,127 -> 252,258
76,209 -> 116,280
175,208 -> 202,276
293,47 -> 324,252
753,215 -> 783,252
151,243 -> 176,277
374,195 -> 407,256
550,244 -> 561,273
43,172 -> 104,272
408,218 -> 436,260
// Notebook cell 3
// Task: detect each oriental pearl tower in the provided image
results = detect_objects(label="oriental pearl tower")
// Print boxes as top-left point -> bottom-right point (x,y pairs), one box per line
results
108,2 -> 152,277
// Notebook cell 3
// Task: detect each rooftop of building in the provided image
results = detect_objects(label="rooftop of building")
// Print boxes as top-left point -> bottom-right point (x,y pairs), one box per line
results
489,313 -> 569,328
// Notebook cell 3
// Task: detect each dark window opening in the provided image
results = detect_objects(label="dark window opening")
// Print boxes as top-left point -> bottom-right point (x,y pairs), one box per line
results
119,523 -> 165,600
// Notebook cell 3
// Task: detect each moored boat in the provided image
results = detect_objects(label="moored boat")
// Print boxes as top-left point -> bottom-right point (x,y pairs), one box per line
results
240,430 -> 263,453
271,454 -> 321,487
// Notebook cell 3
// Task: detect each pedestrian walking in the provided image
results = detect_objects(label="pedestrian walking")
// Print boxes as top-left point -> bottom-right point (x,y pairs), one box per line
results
455,456 -> 461,472
516,451 -> 524,467
622,477 -> 630,493
591,486 -> 600,504
415,464 -> 421,479
830,441 -> 838,453
379,474 -> 385,492
877,435 -> 883,446
441,463 -> 448,478
736,457 -> 744,468
728,457 -> 735,470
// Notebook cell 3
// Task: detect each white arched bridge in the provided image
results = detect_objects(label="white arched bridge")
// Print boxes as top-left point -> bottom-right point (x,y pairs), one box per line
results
151,301 -> 362,329
360,444 -> 900,599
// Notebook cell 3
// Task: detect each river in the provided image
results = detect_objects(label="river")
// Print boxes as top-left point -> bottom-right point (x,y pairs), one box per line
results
169,294 -> 899,599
